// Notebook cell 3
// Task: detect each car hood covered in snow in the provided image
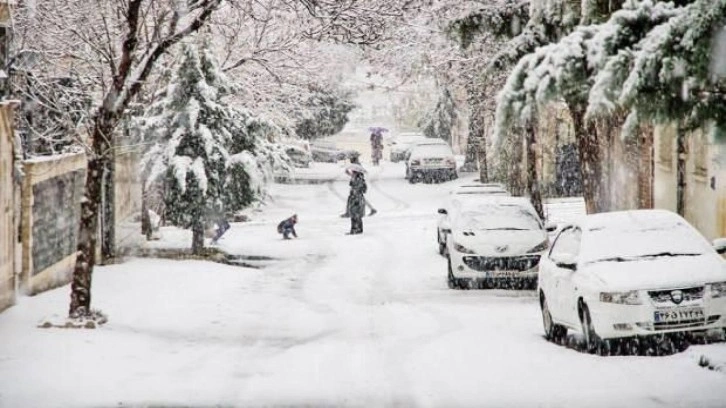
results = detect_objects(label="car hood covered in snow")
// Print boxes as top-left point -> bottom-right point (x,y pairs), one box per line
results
583,254 -> 726,291
452,229 -> 547,256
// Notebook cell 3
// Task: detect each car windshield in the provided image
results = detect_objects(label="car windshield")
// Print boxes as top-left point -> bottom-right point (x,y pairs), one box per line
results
582,221 -> 709,264
396,136 -> 425,145
411,145 -> 452,157
457,205 -> 542,231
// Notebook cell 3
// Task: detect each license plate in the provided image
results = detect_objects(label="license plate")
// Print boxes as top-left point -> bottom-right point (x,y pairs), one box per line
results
491,270 -> 520,278
654,308 -> 704,323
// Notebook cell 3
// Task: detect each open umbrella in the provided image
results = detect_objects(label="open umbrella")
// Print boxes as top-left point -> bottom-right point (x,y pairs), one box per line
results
368,127 -> 389,134
345,163 -> 367,175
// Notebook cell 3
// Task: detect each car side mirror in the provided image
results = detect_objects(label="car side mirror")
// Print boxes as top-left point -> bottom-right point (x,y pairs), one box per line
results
545,221 -> 558,233
550,253 -> 577,271
714,238 -> 726,255
438,208 -> 448,215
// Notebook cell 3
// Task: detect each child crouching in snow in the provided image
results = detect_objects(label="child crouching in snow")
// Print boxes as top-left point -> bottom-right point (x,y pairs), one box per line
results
277,214 -> 298,240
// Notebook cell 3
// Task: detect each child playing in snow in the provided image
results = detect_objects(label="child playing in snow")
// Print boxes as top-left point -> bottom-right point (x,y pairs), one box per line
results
277,214 -> 298,240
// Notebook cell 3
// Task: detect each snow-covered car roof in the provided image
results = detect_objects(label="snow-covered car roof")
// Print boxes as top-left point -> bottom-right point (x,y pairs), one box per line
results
409,143 -> 454,158
412,138 -> 448,147
459,182 -> 507,190
451,184 -> 509,196
572,210 -> 716,265
452,197 -> 543,231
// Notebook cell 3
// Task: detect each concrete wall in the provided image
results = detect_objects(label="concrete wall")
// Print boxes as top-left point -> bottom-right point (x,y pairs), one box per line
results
21,153 -> 86,295
113,147 -> 142,249
0,103 -> 17,311
654,123 -> 726,241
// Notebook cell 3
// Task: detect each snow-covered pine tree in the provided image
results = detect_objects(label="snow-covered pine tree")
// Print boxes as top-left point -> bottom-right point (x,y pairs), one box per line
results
141,40 -> 273,254
420,87 -> 458,144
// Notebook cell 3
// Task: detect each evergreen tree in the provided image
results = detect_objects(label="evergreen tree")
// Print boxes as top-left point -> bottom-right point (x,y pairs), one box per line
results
141,40 -> 276,254
420,87 -> 458,143
294,85 -> 356,140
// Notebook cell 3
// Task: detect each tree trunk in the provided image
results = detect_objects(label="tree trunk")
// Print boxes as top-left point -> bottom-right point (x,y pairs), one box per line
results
141,182 -> 152,240
637,125 -> 654,209
570,106 -> 602,214
461,110 -> 481,173
508,131 -> 525,196
525,120 -> 544,220
192,220 -> 205,255
69,115 -> 115,317
478,135 -> 488,182
676,124 -> 687,216
101,155 -> 115,262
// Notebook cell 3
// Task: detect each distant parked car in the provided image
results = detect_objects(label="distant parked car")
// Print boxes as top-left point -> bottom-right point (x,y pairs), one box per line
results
388,133 -> 427,162
443,196 -> 553,290
405,142 -> 457,183
538,209 -> 726,354
284,145 -> 313,168
310,141 -> 352,163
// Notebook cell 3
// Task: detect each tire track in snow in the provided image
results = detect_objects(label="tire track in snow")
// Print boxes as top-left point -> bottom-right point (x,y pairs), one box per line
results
369,179 -> 411,213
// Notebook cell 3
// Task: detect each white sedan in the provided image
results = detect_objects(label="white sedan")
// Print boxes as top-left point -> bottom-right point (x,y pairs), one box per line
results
444,196 -> 552,290
405,143 -> 457,183
388,133 -> 426,162
436,185 -> 510,255
538,209 -> 726,353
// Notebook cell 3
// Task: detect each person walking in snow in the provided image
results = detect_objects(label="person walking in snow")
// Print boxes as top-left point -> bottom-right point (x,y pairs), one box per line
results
370,129 -> 384,166
277,214 -> 298,240
340,152 -> 377,218
210,209 -> 230,244
347,169 -> 367,235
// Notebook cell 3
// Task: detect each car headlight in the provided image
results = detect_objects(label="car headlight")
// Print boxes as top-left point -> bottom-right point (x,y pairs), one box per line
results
708,281 -> 726,298
453,242 -> 475,254
527,240 -> 549,253
599,291 -> 642,305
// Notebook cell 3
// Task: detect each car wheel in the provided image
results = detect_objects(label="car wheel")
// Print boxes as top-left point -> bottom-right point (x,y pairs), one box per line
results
438,232 -> 446,256
447,257 -> 466,290
541,294 -> 566,344
580,303 -> 600,354
447,258 -> 459,289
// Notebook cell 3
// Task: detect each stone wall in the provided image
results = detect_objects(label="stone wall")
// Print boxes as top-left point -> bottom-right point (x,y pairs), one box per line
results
21,153 -> 86,295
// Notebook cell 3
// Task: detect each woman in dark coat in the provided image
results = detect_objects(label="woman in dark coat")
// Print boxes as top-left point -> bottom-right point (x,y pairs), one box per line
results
347,169 -> 367,234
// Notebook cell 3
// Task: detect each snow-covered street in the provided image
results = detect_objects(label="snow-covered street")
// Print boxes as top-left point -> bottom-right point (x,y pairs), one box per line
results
1,163 -> 725,408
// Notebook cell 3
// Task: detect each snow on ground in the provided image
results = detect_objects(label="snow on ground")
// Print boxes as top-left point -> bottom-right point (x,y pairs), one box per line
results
1,162 -> 725,408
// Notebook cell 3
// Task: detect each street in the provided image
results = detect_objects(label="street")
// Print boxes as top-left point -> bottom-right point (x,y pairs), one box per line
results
0,162 -> 724,408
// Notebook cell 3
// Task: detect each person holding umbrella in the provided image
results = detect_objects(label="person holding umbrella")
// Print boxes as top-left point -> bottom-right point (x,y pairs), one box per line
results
368,126 -> 388,166
340,152 -> 377,217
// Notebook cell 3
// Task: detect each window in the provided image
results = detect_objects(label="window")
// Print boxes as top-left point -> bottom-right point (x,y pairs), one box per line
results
549,227 -> 582,259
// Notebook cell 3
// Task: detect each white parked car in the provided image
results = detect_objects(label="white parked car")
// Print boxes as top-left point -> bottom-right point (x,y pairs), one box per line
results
388,133 -> 427,162
437,185 -> 511,255
405,142 -> 457,183
451,184 -> 509,196
538,209 -> 726,353
443,196 -> 552,290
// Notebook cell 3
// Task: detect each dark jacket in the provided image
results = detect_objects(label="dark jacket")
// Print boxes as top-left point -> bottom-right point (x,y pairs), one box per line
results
277,217 -> 297,236
346,172 -> 367,218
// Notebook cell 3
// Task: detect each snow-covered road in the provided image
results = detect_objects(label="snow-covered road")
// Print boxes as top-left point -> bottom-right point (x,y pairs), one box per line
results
1,162 -> 725,408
